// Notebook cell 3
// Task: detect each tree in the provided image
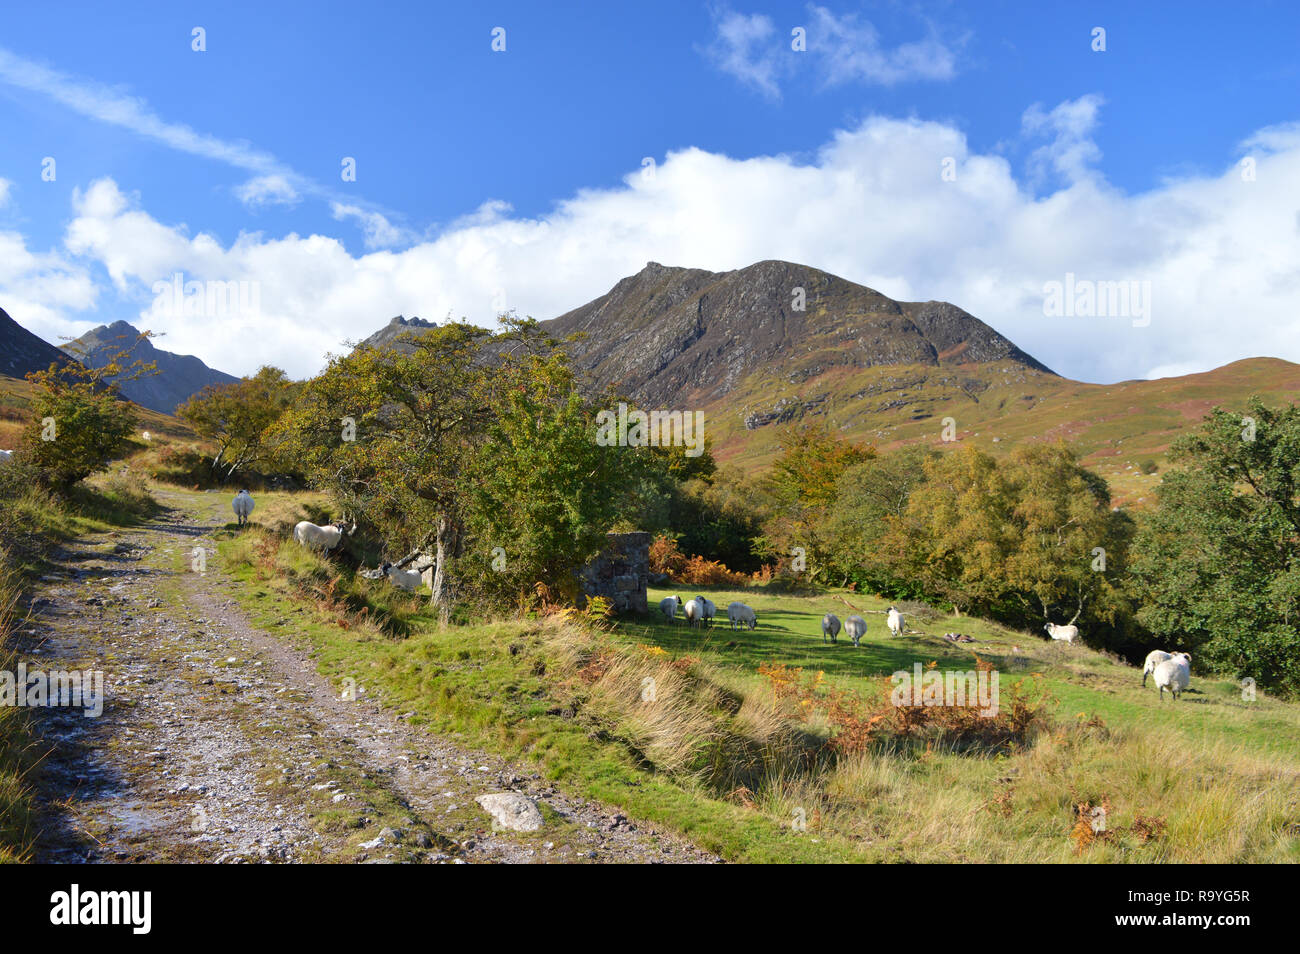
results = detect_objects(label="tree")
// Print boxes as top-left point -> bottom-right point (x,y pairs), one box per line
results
823,444 -> 937,591
888,444 -> 1132,631
460,350 -> 648,606
275,318 -> 648,619
177,366 -> 295,480
758,422 -> 874,581
21,339 -> 154,489
1130,399 -> 1300,695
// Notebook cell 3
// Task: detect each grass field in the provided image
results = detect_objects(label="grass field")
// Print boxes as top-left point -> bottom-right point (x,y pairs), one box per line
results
218,519 -> 1300,863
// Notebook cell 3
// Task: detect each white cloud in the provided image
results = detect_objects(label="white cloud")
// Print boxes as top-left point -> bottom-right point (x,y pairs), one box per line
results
1022,94 -> 1105,185
808,5 -> 956,87
0,46 -> 403,249
704,4 -> 959,98
0,178 -> 11,207
235,175 -> 300,209
19,104 -> 1300,389
705,10 -> 783,98
330,202 -> 411,250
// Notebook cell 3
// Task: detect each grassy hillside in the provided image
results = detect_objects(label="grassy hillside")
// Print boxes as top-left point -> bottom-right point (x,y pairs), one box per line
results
0,372 -> 198,451
705,356 -> 1300,506
217,510 -> 1300,863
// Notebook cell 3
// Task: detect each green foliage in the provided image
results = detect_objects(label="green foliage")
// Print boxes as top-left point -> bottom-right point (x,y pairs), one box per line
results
20,344 -> 149,489
460,349 -> 647,607
757,422 -> 874,582
1131,398 -> 1300,695
823,444 -> 937,593
177,366 -> 296,481
275,318 -> 660,614
886,444 -> 1133,634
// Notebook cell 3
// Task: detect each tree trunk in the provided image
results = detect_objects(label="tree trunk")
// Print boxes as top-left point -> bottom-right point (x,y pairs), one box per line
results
431,516 -> 459,624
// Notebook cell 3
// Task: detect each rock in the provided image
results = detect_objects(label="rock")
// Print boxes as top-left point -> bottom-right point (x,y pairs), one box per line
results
475,793 -> 544,832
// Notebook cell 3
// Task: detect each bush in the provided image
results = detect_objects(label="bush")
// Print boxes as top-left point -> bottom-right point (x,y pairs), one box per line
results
678,555 -> 749,587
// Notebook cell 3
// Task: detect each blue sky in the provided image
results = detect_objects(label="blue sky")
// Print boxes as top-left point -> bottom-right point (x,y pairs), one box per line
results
1,1 -> 1298,382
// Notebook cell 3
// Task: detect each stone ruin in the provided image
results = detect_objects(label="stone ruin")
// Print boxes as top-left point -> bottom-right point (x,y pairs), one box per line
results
578,531 -> 650,614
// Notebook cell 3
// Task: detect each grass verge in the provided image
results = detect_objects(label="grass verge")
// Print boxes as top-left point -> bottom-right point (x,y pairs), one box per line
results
220,528 -> 1300,862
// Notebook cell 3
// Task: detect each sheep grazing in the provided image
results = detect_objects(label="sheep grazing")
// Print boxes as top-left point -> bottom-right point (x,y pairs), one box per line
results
887,606 -> 904,637
380,562 -> 422,592
0,449 -> 13,464
698,596 -> 716,627
727,602 -> 757,631
1153,652 -> 1192,701
231,489 -> 255,526
293,520 -> 348,552
1044,621 -> 1079,644
685,597 -> 704,628
659,595 -> 682,624
1142,649 -> 1173,688
844,615 -> 867,648
822,612 -> 841,644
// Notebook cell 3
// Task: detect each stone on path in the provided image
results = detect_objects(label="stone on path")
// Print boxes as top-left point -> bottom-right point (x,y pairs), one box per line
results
475,793 -> 544,832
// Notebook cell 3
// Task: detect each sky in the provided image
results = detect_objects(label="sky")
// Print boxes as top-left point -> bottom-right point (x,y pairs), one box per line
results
0,0 -> 1297,383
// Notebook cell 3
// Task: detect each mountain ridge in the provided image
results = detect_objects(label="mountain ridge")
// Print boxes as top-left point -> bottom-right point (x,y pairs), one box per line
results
61,320 -> 238,414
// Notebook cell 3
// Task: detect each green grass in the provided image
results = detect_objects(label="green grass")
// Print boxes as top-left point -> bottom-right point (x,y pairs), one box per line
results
218,526 -> 1300,863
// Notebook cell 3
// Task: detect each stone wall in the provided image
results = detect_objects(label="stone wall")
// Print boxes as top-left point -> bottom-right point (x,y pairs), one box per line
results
579,532 -> 650,614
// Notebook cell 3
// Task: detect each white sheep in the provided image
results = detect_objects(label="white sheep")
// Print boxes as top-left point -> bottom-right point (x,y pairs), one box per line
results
380,562 -> 422,592
0,449 -> 13,464
822,612 -> 841,644
1153,652 -> 1192,701
231,489 -> 255,526
1141,649 -> 1173,688
727,602 -> 757,631
887,606 -> 904,637
685,597 -> 703,628
1044,621 -> 1079,644
698,596 -> 716,627
293,520 -> 348,552
659,595 -> 682,624
844,615 -> 867,648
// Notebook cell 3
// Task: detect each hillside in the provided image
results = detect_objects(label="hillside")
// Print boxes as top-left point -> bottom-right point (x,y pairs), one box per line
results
0,372 -> 197,451
346,259 -> 1300,507
532,261 -> 1300,505
543,260 -> 1054,408
62,320 -> 238,414
0,306 -> 76,379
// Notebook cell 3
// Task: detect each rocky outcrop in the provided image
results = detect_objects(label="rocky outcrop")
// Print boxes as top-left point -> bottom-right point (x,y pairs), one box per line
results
542,259 -> 1055,408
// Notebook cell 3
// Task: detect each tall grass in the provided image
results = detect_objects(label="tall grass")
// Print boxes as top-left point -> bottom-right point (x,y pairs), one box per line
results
0,555 -> 37,862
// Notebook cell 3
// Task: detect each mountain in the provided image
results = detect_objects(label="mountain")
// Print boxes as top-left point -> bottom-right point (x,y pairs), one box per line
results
0,306 -> 77,378
358,315 -> 440,353
61,321 -> 238,414
543,260 -> 1053,408
352,260 -> 1300,508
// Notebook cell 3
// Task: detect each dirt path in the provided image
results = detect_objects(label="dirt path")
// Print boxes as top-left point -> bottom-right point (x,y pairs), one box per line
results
18,489 -> 716,864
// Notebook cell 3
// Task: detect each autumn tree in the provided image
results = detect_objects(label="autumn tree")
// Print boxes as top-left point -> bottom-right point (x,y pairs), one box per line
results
823,444 -> 937,591
177,366 -> 295,480
758,421 -> 874,582
887,444 -> 1132,630
21,337 -> 155,489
